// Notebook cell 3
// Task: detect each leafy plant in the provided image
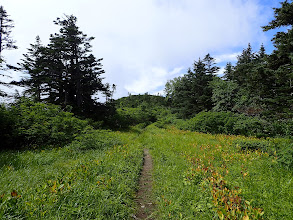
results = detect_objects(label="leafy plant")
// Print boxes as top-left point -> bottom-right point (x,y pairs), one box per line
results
70,126 -> 122,150
1,98 -> 89,149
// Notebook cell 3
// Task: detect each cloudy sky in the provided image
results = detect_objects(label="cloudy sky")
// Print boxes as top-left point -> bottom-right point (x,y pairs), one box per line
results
1,0 -> 281,99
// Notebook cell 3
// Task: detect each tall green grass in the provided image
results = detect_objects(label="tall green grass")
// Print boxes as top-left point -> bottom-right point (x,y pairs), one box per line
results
0,129 -> 143,219
140,125 -> 293,219
1,125 -> 292,219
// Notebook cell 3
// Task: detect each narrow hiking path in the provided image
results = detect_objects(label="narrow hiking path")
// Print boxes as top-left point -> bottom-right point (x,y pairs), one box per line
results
134,149 -> 155,219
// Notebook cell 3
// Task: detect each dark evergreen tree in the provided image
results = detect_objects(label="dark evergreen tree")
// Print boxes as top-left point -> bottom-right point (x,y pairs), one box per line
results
222,44 -> 270,116
0,5 -> 17,97
19,15 -> 112,115
17,36 -> 47,101
46,15 -> 109,110
231,43 -> 255,86
165,54 -> 219,118
188,54 -> 219,113
210,63 -> 239,112
0,6 -> 17,59
222,62 -> 234,81
262,0 -> 293,117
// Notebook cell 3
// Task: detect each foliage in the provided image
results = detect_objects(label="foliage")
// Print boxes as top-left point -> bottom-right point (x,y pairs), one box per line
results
277,142 -> 293,168
108,94 -> 172,129
70,126 -> 122,150
210,77 -> 239,112
233,139 -> 274,153
115,93 -> 167,108
117,107 -> 156,126
0,98 -> 89,149
174,111 -> 293,138
175,111 -> 237,134
211,44 -> 272,117
233,137 -> 293,169
232,116 -> 268,137
0,104 -> 18,148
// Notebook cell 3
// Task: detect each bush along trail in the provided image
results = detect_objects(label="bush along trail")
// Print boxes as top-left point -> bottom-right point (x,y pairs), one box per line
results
0,125 -> 292,219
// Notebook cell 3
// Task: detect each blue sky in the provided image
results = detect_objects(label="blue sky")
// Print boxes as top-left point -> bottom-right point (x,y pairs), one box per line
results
0,0 -> 284,99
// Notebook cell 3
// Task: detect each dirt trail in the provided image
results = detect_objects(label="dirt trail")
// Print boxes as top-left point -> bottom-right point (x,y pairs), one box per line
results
134,149 -> 155,219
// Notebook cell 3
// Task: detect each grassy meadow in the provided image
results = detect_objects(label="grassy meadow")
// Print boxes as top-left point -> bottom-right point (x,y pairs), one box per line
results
0,128 -> 143,219
0,125 -> 292,219
141,125 -> 293,219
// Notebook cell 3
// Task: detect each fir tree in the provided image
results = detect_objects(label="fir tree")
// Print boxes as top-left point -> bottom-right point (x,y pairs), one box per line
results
0,6 -> 17,59
0,5 -> 17,97
18,15 -> 111,115
165,54 -> 219,118
17,36 -> 47,101
263,0 -> 293,117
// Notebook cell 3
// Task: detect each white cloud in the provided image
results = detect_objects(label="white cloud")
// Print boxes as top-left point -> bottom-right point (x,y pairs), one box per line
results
216,67 -> 226,77
125,66 -> 184,94
215,52 -> 241,63
1,0 -> 274,98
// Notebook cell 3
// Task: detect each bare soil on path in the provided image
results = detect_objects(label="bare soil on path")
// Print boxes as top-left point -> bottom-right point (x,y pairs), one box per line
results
134,149 -> 155,219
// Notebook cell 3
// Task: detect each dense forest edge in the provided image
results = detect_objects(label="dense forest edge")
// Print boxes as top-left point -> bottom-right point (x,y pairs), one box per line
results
0,1 -> 292,219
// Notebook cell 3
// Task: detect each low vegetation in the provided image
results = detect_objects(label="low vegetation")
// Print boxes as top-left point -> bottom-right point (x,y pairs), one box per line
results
174,111 -> 293,138
0,99 -> 89,150
0,128 -> 143,219
141,125 -> 293,219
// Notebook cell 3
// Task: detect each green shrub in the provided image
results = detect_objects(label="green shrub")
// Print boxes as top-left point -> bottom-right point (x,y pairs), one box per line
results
173,111 -> 293,138
175,111 -> 239,134
233,138 -> 293,168
233,139 -> 273,152
15,99 -> 89,147
270,119 -> 293,137
0,105 -> 18,150
232,116 -> 268,137
110,107 -> 157,128
154,108 -> 178,128
1,98 -> 89,149
273,139 -> 293,169
174,119 -> 189,130
278,143 -> 293,168
70,126 -> 122,150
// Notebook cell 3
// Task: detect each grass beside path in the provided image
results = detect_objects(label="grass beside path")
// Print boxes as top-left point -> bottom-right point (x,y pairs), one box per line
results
140,125 -> 293,220
0,129 -> 144,219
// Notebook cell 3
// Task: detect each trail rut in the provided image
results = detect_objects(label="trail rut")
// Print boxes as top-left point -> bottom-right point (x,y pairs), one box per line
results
134,149 -> 155,219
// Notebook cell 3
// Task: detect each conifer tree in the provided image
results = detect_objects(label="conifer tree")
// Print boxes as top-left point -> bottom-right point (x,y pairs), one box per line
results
17,36 -> 47,101
165,54 -> 219,118
19,15 -> 111,115
0,5 -> 17,97
0,6 -> 17,59
263,0 -> 293,117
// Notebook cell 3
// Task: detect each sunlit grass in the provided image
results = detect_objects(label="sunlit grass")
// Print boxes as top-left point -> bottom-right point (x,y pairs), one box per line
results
1,125 -> 292,219
0,130 -> 143,219
141,125 -> 293,219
